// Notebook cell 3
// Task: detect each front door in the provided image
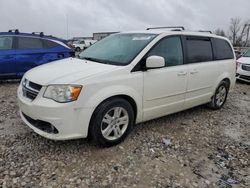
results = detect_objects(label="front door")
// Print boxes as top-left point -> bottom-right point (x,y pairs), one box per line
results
15,36 -> 45,76
143,36 -> 188,121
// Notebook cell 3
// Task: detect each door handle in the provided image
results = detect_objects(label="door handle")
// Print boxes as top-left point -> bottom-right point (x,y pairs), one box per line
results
190,69 -> 199,74
177,71 -> 187,76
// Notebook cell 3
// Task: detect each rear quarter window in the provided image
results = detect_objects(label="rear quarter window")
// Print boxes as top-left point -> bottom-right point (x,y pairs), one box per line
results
186,37 -> 213,63
43,39 -> 59,48
214,38 -> 234,60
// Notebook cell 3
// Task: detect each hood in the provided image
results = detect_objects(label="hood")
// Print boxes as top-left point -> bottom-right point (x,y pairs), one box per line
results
238,57 -> 250,65
24,58 -> 119,85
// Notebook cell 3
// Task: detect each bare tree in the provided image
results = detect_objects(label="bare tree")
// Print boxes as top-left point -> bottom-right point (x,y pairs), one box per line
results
228,18 -> 241,46
214,29 -> 226,37
236,20 -> 250,46
225,18 -> 250,47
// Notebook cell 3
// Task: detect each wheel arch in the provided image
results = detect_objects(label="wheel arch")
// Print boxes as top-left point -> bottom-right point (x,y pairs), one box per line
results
88,94 -> 138,138
214,72 -> 234,93
221,78 -> 230,89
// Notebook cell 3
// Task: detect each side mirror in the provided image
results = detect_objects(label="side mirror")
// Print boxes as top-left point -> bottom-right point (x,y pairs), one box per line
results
146,56 -> 165,69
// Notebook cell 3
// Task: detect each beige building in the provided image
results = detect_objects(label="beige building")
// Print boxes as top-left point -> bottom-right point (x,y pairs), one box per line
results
93,32 -> 118,41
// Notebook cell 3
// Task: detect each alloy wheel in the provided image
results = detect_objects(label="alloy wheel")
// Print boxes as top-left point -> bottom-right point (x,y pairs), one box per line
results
101,107 -> 129,141
215,85 -> 227,107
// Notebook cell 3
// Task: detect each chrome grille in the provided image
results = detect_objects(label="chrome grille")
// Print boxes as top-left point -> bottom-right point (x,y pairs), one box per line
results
22,79 -> 42,101
242,64 -> 250,71
239,75 -> 250,81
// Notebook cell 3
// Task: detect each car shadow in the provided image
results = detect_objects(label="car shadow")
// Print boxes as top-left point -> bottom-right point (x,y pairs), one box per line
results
26,104 -> 210,151
236,79 -> 250,86
133,104 -> 209,132
0,79 -> 21,84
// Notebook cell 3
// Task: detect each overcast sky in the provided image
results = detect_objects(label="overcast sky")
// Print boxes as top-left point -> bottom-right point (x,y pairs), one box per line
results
0,0 -> 249,39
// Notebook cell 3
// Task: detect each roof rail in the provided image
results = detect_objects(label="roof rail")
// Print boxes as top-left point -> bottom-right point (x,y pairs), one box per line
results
171,29 -> 183,31
147,26 -> 185,31
32,32 -> 44,37
198,30 -> 213,34
8,29 -> 19,34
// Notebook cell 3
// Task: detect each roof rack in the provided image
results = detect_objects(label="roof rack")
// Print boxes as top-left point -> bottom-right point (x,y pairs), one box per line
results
198,30 -> 213,34
8,29 -> 19,34
32,32 -> 44,37
146,26 -> 185,31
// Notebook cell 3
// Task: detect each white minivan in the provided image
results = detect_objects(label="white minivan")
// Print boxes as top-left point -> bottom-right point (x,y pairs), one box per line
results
18,28 -> 236,147
236,48 -> 250,83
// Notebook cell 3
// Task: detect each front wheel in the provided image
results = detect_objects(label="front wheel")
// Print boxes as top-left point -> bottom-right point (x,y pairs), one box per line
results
90,98 -> 135,147
75,47 -> 81,52
208,81 -> 229,109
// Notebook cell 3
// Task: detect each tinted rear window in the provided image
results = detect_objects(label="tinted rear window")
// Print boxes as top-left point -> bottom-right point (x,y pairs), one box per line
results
17,37 -> 43,49
186,37 -> 213,63
214,38 -> 234,60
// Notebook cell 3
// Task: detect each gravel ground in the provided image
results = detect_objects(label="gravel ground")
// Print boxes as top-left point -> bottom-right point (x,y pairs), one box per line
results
0,80 -> 249,188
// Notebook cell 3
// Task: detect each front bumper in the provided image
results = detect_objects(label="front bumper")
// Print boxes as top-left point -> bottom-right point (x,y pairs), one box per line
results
236,66 -> 250,83
17,85 -> 94,140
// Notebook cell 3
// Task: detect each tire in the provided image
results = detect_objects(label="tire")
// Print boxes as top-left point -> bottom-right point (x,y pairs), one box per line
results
207,81 -> 229,110
89,98 -> 135,147
75,47 -> 81,52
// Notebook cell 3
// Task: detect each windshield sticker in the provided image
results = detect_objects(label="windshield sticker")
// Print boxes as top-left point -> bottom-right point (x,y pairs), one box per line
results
132,36 -> 152,41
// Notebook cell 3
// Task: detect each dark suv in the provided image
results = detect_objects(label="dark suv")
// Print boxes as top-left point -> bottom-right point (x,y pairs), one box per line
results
0,29 -> 74,79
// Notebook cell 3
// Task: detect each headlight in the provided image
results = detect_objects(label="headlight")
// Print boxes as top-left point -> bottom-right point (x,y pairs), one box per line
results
236,61 -> 241,70
20,77 -> 26,87
43,85 -> 82,103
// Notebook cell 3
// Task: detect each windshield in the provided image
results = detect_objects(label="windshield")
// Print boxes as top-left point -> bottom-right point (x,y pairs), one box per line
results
79,33 -> 156,65
243,49 -> 250,57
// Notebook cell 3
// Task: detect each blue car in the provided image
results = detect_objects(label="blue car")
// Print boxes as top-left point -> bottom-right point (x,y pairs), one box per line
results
0,30 -> 74,79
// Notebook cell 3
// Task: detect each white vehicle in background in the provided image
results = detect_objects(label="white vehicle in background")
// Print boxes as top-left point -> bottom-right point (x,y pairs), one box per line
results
236,48 -> 250,83
72,39 -> 97,52
18,27 -> 236,147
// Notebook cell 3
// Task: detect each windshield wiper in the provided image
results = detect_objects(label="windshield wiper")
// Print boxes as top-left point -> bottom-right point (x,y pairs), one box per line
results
81,57 -> 101,62
81,57 -> 115,65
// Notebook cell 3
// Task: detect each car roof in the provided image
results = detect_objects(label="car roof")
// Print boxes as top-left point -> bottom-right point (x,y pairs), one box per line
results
0,31 -> 66,42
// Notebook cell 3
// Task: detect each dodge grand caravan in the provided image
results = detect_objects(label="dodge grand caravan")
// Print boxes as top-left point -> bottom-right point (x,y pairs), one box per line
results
236,48 -> 250,82
18,27 -> 236,147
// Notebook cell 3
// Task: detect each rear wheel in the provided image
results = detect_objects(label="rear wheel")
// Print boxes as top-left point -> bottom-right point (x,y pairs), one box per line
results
90,98 -> 134,147
208,81 -> 229,109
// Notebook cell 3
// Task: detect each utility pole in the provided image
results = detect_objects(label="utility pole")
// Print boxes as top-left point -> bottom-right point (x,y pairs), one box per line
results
244,24 -> 250,47
66,14 -> 69,40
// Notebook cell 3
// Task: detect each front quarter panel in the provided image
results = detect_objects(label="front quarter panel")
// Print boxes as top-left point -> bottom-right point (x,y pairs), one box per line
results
78,70 -> 143,123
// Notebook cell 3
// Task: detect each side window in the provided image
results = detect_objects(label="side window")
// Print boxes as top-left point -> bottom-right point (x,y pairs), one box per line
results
17,37 -> 43,49
214,38 -> 234,60
186,37 -> 213,63
148,36 -> 183,66
0,36 -> 13,50
43,40 -> 58,48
